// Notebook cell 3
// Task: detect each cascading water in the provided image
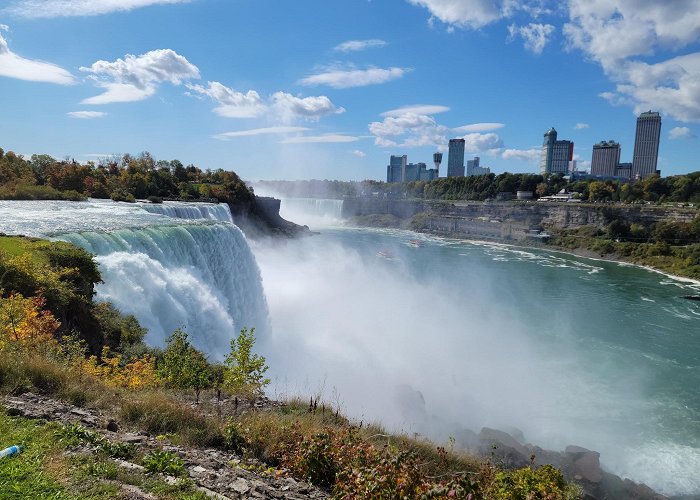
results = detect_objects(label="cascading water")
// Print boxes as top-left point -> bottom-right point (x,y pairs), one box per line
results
141,202 -> 234,223
0,200 -> 268,359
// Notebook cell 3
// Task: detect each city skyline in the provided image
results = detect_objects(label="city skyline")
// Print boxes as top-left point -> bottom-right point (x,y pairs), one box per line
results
0,1 -> 698,181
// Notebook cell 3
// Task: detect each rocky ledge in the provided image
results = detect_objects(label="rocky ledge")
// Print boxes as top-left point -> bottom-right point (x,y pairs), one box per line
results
2,392 -> 327,500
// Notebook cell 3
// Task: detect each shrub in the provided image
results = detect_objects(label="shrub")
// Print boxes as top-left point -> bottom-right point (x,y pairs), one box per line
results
143,450 -> 185,476
224,327 -> 269,398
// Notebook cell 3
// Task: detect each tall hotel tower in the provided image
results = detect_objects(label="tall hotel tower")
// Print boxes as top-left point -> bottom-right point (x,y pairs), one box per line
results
590,141 -> 621,177
632,111 -> 661,179
540,128 -> 573,175
447,139 -> 465,177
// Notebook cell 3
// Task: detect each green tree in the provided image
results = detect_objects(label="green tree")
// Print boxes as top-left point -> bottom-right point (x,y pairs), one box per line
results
158,328 -> 212,403
224,327 -> 270,398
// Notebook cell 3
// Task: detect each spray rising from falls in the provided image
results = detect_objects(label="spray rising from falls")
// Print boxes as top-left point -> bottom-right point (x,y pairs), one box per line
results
0,200 -> 268,359
278,198 -> 344,228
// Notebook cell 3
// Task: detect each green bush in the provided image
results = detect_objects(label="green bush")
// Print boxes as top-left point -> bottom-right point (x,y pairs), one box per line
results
142,450 -> 185,476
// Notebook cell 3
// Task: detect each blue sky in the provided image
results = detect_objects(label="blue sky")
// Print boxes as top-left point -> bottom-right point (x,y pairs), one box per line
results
0,0 -> 698,180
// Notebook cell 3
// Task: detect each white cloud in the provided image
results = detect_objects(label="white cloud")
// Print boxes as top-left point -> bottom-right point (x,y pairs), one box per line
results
0,31 -> 75,85
213,126 -> 310,140
185,82 -> 264,118
507,23 -> 555,54
574,122 -> 589,129
369,112 -> 448,147
299,66 -> 409,89
5,0 -> 191,18
271,92 -> 345,121
381,104 -> 450,117
462,132 -> 504,153
564,0 -> 700,122
80,49 -> 199,105
67,111 -> 107,119
669,126 -> 694,139
186,81 -> 344,121
501,147 -> 541,162
280,134 -> 360,144
611,54 -> 700,122
352,150 -> 366,157
406,0 -> 503,28
564,0 -> 700,67
453,122 -> 505,132
334,39 -> 387,52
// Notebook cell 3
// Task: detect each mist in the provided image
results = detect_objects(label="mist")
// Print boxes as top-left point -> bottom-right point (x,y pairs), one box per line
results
248,200 -> 700,495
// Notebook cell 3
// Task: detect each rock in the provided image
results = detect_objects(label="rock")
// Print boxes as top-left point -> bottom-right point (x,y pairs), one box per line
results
478,427 -> 531,468
565,445 -> 602,483
190,465 -> 208,474
231,478 -> 250,494
120,433 -> 146,444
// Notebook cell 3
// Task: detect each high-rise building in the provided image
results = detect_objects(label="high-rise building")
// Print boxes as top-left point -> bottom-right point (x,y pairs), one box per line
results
386,155 -> 407,183
447,139 -> 465,177
466,156 -> 491,176
540,128 -> 573,175
433,152 -> 443,178
590,141 -> 621,177
632,111 -> 661,179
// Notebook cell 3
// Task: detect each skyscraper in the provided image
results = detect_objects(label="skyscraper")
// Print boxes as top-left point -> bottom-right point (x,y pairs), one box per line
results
591,141 -> 621,177
632,111 -> 661,179
447,139 -> 465,177
540,127 -> 573,175
466,156 -> 490,176
386,155 -> 407,183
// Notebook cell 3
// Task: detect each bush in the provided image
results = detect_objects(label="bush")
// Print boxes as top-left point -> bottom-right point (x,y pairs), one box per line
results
142,450 -> 185,476
110,190 -> 135,203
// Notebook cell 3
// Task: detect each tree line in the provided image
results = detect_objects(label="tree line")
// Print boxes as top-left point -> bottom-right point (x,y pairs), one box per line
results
257,171 -> 700,204
0,147 -> 253,204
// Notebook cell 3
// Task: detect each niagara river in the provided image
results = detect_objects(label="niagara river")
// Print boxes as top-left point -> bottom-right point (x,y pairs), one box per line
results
1,198 -> 698,496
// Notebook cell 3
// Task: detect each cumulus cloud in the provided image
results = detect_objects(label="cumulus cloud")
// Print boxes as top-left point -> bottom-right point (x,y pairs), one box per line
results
185,82 -> 264,118
4,0 -> 192,18
564,0 -> 700,122
280,134 -> 360,144
186,81 -> 344,121
501,147 -> 541,162
80,49 -> 199,105
67,111 -> 107,119
564,0 -> 700,67
507,23 -> 555,54
213,126 -> 310,141
381,104 -> 450,117
0,30 -> 75,84
574,122 -> 589,129
352,150 -> 366,157
406,0 -> 503,29
669,126 -> 695,139
271,92 -> 345,121
334,39 -> 387,52
369,112 -> 448,148
453,122 -> 505,133
462,132 -> 504,153
299,66 -> 409,89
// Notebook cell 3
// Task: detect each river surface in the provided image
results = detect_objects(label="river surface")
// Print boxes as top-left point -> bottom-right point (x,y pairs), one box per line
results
1,199 -> 699,495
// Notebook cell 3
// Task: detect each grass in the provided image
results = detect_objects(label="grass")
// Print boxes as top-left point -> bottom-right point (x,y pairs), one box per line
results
0,412 -> 209,499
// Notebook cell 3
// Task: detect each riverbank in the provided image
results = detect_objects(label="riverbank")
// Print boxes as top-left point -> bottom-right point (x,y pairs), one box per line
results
344,198 -> 700,282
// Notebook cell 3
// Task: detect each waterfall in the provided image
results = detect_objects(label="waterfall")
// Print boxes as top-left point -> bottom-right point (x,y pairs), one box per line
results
0,199 -> 268,360
60,222 -> 268,360
140,201 -> 234,223
279,198 -> 344,228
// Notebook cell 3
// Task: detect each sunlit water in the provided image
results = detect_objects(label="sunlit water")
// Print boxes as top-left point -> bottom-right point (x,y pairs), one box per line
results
1,199 -> 699,494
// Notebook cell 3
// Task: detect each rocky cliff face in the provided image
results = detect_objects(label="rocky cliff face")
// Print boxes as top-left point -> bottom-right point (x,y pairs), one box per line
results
228,196 -> 312,239
343,199 -> 696,243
